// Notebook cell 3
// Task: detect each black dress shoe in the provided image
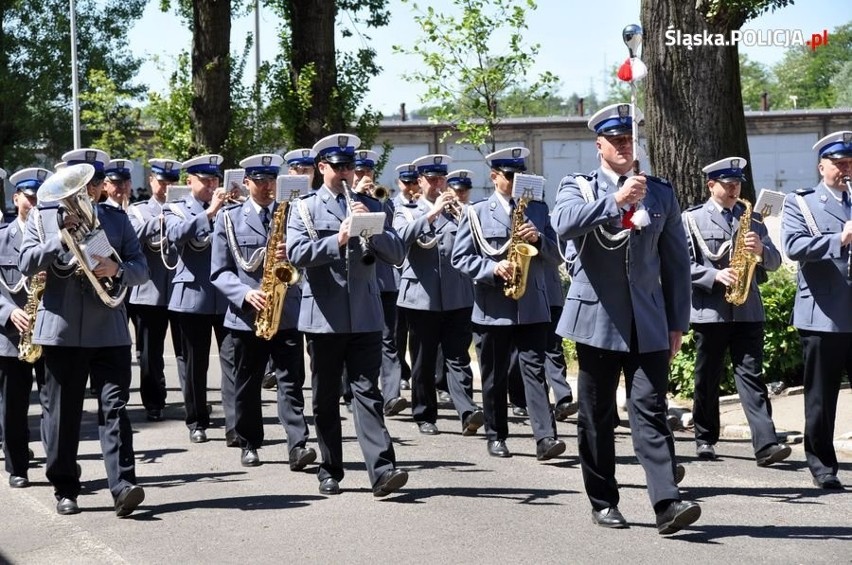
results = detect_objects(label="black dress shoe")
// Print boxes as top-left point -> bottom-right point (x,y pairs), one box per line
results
591,506 -> 628,528
462,409 -> 484,436
115,485 -> 145,517
383,396 -> 409,417
76,463 -> 82,479
345,402 -> 353,414
487,439 -> 511,458
241,448 -> 261,467
9,475 -> 29,488
554,400 -> 578,421
225,429 -> 240,448
190,429 -> 208,443
437,390 -> 452,404
511,405 -> 528,417
373,468 -> 409,498
812,473 -> 843,490
145,409 -> 163,422
289,446 -> 317,471
755,443 -> 791,467
319,478 -> 341,495
261,371 -> 277,390
696,443 -> 716,460
656,500 -> 701,535
56,497 -> 80,515
675,464 -> 686,485
536,437 -> 567,461
418,422 -> 439,435
400,379 -> 410,391
28,448 -> 34,460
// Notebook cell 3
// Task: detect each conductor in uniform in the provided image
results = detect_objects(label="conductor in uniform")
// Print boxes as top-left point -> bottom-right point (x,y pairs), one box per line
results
782,130 -> 852,490
1,168 -> 49,489
19,159 -> 149,517
126,159 -> 185,422
287,133 -> 408,497
550,103 -> 700,534
211,153 -> 316,471
451,147 -> 565,461
683,157 -> 790,465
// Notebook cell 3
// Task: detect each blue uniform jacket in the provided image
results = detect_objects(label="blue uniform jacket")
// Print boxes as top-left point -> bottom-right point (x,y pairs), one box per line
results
394,198 -> 473,312
0,222 -> 28,356
375,199 -> 400,293
210,200 -> 300,332
684,199 -> 781,323
782,183 -> 852,332
127,197 -> 178,307
286,187 -> 405,334
550,168 -> 691,353
18,204 -> 149,347
450,192 -> 559,325
163,195 -> 227,315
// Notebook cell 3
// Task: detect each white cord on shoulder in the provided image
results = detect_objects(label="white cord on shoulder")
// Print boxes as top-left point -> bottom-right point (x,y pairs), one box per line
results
574,176 -> 631,251
297,199 -> 319,241
683,210 -> 732,261
466,204 -> 510,257
223,211 -> 265,272
794,194 -> 821,236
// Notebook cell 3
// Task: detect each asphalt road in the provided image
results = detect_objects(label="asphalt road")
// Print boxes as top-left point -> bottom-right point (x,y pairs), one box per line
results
1,352 -> 850,564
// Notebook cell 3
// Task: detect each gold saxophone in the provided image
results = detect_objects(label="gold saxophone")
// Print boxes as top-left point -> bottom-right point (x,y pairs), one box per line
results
18,272 -> 46,363
254,194 -> 301,340
724,198 -> 762,306
503,194 -> 539,300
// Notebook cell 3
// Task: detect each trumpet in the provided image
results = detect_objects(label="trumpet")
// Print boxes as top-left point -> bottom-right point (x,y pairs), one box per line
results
442,191 -> 463,221
373,184 -> 389,202
341,180 -> 376,265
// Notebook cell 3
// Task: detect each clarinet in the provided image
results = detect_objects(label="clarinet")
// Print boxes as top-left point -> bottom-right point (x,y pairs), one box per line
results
341,180 -> 376,265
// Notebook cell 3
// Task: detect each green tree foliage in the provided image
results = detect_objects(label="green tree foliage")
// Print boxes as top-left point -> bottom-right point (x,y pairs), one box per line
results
79,70 -> 146,160
145,54 -> 195,159
262,0 -> 390,152
738,53 -> 778,110
0,0 -> 146,168
769,22 -> 852,109
395,0 -> 557,153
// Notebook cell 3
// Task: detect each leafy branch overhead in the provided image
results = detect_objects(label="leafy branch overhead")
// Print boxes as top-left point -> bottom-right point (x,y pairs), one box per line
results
395,0 -> 557,152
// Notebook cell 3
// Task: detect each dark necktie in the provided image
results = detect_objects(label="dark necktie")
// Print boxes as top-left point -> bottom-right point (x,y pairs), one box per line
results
842,191 -> 850,213
259,207 -> 270,233
509,198 -> 516,214
202,201 -> 210,210
337,193 -> 348,215
722,207 -> 734,227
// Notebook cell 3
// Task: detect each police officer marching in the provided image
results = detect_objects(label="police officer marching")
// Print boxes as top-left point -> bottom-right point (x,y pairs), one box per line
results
19,150 -> 149,517
211,153 -> 315,471
286,133 -> 408,497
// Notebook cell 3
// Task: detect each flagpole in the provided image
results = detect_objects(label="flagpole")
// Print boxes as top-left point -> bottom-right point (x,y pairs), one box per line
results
70,0 -> 81,149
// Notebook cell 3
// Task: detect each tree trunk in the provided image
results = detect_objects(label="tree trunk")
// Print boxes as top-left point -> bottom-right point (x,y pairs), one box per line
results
641,0 -> 754,207
289,0 -> 339,147
191,0 -> 231,160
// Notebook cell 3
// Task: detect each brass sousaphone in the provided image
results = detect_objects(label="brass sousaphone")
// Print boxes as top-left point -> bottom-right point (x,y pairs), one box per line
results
37,163 -> 128,308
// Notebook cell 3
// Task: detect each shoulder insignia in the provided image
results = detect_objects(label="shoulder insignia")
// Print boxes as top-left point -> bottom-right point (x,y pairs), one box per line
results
646,175 -> 672,187
571,172 -> 594,181
299,192 -> 317,200
686,204 -> 702,212
794,187 -> 815,196
100,205 -> 127,215
224,202 -> 242,211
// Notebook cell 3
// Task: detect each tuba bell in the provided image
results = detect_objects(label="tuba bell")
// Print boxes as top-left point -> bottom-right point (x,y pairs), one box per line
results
37,163 -> 128,308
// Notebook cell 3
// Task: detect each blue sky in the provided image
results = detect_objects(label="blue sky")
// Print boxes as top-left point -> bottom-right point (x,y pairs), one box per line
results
127,0 -> 840,117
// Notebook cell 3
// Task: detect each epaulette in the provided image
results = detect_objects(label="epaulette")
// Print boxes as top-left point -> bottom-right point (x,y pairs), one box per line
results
646,175 -> 672,187
794,187 -> 814,196
0,223 -> 9,232
299,191 -> 316,200
571,172 -> 595,181
686,204 -> 702,212
99,205 -> 127,215
37,202 -> 59,210
223,202 -> 242,211
130,200 -> 146,207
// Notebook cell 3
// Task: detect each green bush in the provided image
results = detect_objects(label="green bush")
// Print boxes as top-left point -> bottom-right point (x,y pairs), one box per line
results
668,265 -> 803,399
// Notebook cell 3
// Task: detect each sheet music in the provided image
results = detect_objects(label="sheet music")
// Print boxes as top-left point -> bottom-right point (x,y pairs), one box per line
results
512,174 -> 545,201
166,185 -> 191,203
80,229 -> 114,270
277,174 -> 310,202
754,188 -> 786,218
224,169 -> 246,197
349,212 -> 386,238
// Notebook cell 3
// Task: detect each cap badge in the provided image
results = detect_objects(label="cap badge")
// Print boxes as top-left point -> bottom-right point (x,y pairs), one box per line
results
85,150 -> 96,162
512,148 -> 522,158
730,158 -> 740,169
262,155 -> 272,166
617,104 -> 630,121
301,149 -> 311,157
37,170 -> 48,181
337,135 -> 349,148
433,156 -> 443,165
164,162 -> 174,171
